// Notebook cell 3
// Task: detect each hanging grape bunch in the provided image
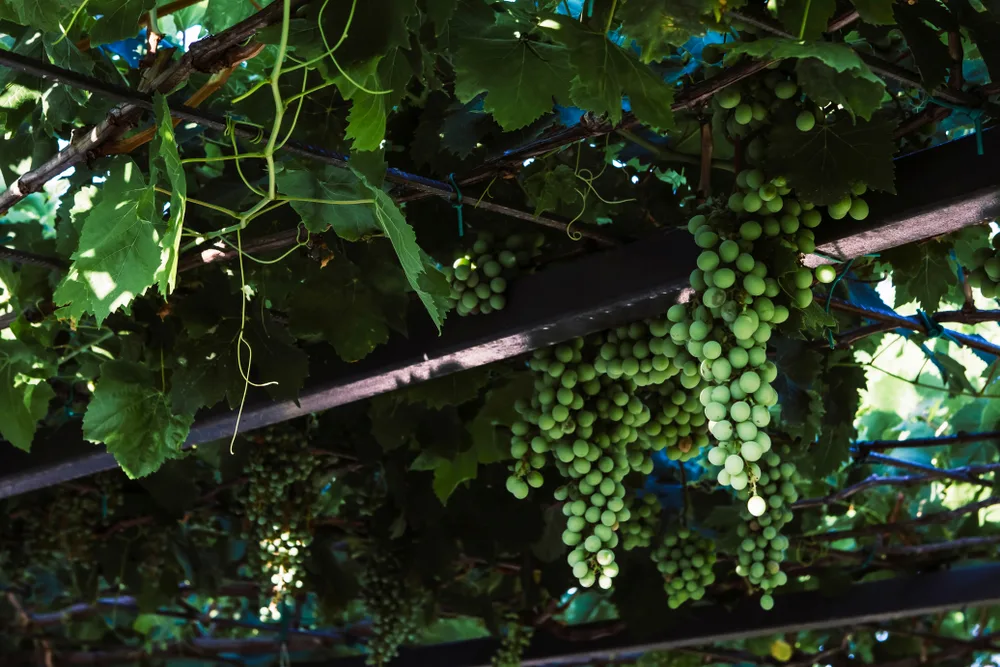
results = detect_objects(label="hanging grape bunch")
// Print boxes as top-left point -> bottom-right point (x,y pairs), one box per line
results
965,234 -> 1000,299
717,68 -> 870,227
360,550 -> 428,666
733,445 -> 801,610
443,232 -> 544,316
507,338 -> 596,499
671,213 -> 784,518
491,617 -> 533,667
651,525 -> 717,609
620,492 -> 662,550
239,427 -> 320,618
643,377 -> 710,462
18,473 -> 123,572
137,525 -> 177,582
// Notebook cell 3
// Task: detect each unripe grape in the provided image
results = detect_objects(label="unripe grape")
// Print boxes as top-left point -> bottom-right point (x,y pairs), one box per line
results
740,220 -> 762,240
814,264 -> 837,284
725,454 -> 745,475
734,103 -> 753,125
795,110 -> 815,132
849,198 -> 869,220
774,80 -> 797,99
717,88 -> 741,109
743,192 -> 763,212
747,495 -> 767,517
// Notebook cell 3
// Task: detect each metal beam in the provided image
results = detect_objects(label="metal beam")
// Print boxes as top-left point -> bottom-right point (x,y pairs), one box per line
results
313,565 -> 1000,667
1,130 -> 998,499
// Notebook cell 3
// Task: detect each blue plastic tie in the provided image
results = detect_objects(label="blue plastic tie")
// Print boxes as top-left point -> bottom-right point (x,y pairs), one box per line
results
448,173 -> 464,238
925,97 -> 988,156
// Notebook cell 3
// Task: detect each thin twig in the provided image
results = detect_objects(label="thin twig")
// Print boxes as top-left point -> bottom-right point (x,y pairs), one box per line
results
855,431 -> 1000,455
858,452 -> 994,486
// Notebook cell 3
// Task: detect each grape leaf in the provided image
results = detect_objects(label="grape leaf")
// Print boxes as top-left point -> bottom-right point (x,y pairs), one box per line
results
201,0 -> 253,33
779,0 -> 836,40
523,164 -> 584,217
43,32 -> 95,75
84,360 -> 194,479
354,169 -> 449,331
397,366 -> 494,409
546,18 -> 675,129
764,114 -> 897,205
0,340 -> 54,452
53,159 -> 161,325
454,28 -> 572,131
280,164 -> 380,239
338,48 -> 413,151
312,0 -> 417,66
795,58 -> 886,121
811,422 -> 854,477
727,38 -> 869,73
288,259 -> 392,362
150,94 -> 186,297
426,0 -> 458,33
618,0 -> 722,63
960,9 -> 1000,84
88,0 -> 155,46
851,0 -> 896,25
6,0 -> 67,31
880,240 -> 954,310
895,5 -> 951,91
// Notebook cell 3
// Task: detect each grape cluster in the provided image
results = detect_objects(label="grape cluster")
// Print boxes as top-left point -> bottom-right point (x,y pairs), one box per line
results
733,445 -> 802,610
18,474 -> 123,572
718,68 -> 871,226
507,315 -> 715,589
239,428 -> 320,616
492,618 -> 533,667
966,234 -> 1000,298
620,492 -> 661,550
137,525 -> 177,582
671,215 -> 781,508
360,551 -> 428,666
444,233 -> 543,316
644,378 -> 710,462
651,525 -> 717,609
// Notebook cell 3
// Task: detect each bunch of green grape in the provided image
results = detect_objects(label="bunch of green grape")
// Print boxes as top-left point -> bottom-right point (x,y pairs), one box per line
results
670,215 -> 781,512
643,378 -> 710,462
444,232 -> 543,316
965,235 -> 1000,298
137,525 -> 177,582
18,473 -> 123,572
733,445 -> 801,610
491,617 -> 533,667
239,428 -> 319,615
651,525 -> 717,609
593,319 -> 686,388
507,339 -> 596,499
620,492 -> 662,551
718,69 -> 871,226
360,551 -> 428,666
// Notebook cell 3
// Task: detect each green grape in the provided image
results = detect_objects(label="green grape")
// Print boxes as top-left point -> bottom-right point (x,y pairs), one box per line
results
652,526 -> 717,609
717,88 -> 741,109
360,551 -> 429,665
795,110 -> 815,132
815,265 -> 837,284
849,198 -> 870,220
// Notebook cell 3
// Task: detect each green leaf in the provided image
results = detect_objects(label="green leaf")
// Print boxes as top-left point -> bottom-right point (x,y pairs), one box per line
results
426,0 -> 457,33
765,114 -> 897,206
7,0 -> 66,31
354,169 -> 449,331
150,93 -> 186,296
950,224 -> 991,270
430,447 -> 480,505
88,0 -> 154,46
523,164 -> 584,217
881,240 -> 954,310
280,164 -> 380,239
83,360 -> 194,479
547,18 -> 675,129
959,7 -> 1000,84
779,0 -> 836,40
288,259 -> 391,362
811,422 -> 854,477
851,0 -> 895,25
43,32 -> 94,75
53,159 -> 161,325
794,58 -> 886,121
338,49 -> 413,151
895,5 -> 951,91
618,0 -> 722,62
0,340 -> 53,451
727,38 -> 869,73
454,28 -> 573,130
201,0 -> 253,33
313,0 -> 417,65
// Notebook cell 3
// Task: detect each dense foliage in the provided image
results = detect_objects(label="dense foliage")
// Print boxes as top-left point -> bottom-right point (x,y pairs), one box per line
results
1,0 -> 1000,664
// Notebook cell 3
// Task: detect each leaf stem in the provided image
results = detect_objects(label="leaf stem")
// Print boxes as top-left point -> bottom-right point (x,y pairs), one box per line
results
154,187 -> 241,219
